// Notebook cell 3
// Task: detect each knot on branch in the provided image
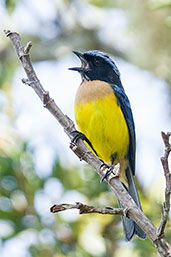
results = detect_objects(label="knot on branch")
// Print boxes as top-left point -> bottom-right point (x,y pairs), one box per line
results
123,207 -> 131,217
22,78 -> 40,86
43,91 -> 53,107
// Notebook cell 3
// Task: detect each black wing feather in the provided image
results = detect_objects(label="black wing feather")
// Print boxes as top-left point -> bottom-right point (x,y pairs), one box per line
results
112,85 -> 136,175
112,85 -> 146,240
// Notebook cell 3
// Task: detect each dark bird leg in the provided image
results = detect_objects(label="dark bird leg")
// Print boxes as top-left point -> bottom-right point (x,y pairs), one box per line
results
100,153 -> 119,182
100,165 -> 114,182
71,130 -> 98,156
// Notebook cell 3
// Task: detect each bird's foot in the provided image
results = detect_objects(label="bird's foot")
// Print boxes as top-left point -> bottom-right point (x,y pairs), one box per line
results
71,130 -> 98,156
71,130 -> 86,144
100,162 -> 119,183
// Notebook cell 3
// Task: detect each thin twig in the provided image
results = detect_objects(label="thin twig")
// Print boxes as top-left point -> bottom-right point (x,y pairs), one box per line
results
157,132 -> 171,237
50,202 -> 125,215
24,41 -> 32,54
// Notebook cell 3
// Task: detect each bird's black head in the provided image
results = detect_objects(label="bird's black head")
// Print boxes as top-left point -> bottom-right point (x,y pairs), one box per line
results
69,50 -> 123,88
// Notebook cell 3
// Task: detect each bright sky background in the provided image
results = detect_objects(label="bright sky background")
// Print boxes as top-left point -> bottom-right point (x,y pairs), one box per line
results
0,1 -> 171,256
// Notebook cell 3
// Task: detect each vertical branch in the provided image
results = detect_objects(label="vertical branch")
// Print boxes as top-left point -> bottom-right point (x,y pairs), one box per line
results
157,132 -> 171,237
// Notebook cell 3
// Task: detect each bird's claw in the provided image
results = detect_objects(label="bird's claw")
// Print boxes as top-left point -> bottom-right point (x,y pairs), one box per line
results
71,131 -> 98,156
100,163 -> 119,183
71,130 -> 84,144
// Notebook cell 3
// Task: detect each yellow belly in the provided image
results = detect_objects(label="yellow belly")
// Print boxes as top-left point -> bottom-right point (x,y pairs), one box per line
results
74,81 -> 129,165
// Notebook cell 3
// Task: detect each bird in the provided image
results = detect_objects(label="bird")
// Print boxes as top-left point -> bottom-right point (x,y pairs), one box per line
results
69,50 -> 146,241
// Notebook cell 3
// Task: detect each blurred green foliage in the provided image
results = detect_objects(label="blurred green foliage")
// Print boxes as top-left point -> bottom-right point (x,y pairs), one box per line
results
5,0 -> 17,14
1,138 -> 169,257
0,0 -> 171,256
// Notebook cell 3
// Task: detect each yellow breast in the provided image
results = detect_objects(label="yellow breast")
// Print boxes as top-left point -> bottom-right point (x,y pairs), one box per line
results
74,80 -> 129,164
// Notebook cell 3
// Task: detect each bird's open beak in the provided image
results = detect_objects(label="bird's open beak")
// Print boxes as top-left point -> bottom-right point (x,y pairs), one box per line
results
69,51 -> 89,72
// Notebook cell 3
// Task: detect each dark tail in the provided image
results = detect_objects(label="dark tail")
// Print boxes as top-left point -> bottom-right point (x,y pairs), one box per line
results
118,167 -> 146,241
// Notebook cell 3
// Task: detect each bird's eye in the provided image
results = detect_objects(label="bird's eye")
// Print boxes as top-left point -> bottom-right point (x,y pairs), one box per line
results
94,58 -> 101,66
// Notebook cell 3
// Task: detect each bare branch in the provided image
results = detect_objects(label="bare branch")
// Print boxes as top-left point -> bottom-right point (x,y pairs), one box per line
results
4,30 -> 171,257
157,132 -> 171,237
50,202 -> 125,215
